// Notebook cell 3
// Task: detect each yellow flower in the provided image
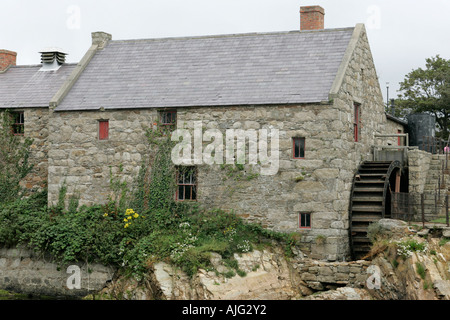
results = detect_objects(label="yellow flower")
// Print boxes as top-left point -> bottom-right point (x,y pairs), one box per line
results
103,213 -> 108,217
124,223 -> 129,228
123,218 -> 128,222
133,213 -> 139,219
127,216 -> 132,220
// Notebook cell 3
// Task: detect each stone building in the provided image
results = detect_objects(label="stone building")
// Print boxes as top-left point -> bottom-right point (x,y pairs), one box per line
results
0,48 -> 76,192
0,6 -> 409,260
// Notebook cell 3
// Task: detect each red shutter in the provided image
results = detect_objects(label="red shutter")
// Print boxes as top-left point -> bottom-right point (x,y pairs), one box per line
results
99,120 -> 109,140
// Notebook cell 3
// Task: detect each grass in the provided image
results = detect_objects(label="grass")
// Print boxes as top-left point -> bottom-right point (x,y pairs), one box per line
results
430,217 -> 448,224
415,262 -> 426,280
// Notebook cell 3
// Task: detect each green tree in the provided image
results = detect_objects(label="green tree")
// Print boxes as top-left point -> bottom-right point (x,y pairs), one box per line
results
396,55 -> 450,140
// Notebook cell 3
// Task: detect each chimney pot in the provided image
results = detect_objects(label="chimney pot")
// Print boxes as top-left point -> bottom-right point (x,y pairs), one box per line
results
300,5 -> 325,31
0,50 -> 17,72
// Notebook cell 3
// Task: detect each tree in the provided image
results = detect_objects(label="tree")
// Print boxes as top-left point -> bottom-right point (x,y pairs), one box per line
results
396,55 -> 450,140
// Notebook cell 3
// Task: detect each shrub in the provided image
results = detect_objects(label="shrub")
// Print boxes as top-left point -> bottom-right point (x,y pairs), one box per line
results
415,262 -> 426,280
396,239 -> 428,259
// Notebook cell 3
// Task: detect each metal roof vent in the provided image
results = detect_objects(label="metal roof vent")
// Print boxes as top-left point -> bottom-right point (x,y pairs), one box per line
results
39,48 -> 67,71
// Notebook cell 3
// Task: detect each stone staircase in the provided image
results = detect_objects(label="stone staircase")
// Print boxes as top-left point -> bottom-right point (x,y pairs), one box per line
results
422,154 -> 450,221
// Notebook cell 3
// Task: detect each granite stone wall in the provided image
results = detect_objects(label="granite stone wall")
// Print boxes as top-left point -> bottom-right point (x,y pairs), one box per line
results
47,109 -> 156,207
0,246 -> 115,298
23,108 -> 50,193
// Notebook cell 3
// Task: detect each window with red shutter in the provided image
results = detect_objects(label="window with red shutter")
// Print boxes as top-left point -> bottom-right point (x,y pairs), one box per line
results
293,137 -> 305,159
299,213 -> 311,229
354,103 -> 361,142
99,120 -> 109,140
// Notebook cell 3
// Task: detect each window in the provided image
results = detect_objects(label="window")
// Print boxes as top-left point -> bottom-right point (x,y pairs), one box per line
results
299,213 -> 311,229
11,111 -> 24,136
353,103 -> 361,142
397,129 -> 402,146
99,120 -> 109,140
159,110 -> 177,131
176,167 -> 197,201
293,137 -> 305,159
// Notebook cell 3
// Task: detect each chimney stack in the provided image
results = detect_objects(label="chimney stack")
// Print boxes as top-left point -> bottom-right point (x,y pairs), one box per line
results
0,50 -> 17,72
91,31 -> 112,49
300,6 -> 325,31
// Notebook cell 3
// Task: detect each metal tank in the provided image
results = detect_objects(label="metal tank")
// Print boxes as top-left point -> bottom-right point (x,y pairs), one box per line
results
406,113 -> 436,150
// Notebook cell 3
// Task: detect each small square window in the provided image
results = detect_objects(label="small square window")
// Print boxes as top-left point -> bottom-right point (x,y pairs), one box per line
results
176,166 -> 197,201
293,137 -> 305,159
99,120 -> 109,140
11,111 -> 24,136
299,213 -> 311,229
159,110 -> 177,130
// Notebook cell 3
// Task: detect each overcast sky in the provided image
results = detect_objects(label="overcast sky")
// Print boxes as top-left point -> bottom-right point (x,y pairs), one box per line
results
1,0 -> 449,102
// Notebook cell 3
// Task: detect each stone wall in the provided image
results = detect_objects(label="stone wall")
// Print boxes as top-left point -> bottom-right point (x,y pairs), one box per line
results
0,246 -> 115,298
23,108 -> 50,192
385,118 -> 407,146
408,148 -> 432,194
47,109 -> 156,207
293,258 -> 370,291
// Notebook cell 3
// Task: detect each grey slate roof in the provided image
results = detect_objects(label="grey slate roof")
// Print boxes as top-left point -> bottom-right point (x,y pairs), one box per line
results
56,27 -> 355,111
0,64 -> 76,108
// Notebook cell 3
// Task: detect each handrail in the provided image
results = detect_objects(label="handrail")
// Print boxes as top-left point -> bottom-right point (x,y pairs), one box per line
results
373,133 -> 410,163
374,133 -> 409,147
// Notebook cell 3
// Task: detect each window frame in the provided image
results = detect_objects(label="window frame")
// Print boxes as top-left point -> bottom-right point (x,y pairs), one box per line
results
176,166 -> 197,202
11,111 -> 25,136
292,137 -> 305,159
159,109 -> 177,128
98,120 -> 109,140
353,102 -> 361,142
299,212 -> 311,229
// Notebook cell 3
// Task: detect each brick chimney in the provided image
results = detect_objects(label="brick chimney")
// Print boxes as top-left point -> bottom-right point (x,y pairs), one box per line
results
0,50 -> 17,72
300,6 -> 325,30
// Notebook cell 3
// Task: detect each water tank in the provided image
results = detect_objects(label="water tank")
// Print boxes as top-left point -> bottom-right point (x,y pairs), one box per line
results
407,113 -> 436,149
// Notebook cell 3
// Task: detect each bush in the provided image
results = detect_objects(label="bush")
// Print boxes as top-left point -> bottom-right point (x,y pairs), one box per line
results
367,222 -> 384,243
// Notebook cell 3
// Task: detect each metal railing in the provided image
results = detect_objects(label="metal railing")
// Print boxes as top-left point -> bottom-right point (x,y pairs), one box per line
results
390,192 -> 449,227
373,133 -> 409,163
421,136 -> 448,155
391,192 -> 413,222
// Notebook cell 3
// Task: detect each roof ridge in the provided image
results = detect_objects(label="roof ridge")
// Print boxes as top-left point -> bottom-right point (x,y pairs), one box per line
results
109,26 -> 355,44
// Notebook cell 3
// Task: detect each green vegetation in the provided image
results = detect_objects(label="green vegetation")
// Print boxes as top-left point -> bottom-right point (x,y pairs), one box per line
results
415,262 -> 426,280
430,217 -> 448,224
396,55 -> 450,140
0,124 -> 298,280
0,111 -> 34,203
396,239 -> 428,259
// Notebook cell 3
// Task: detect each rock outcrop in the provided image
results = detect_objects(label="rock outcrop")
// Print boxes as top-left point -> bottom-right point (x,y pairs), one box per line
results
95,222 -> 450,301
